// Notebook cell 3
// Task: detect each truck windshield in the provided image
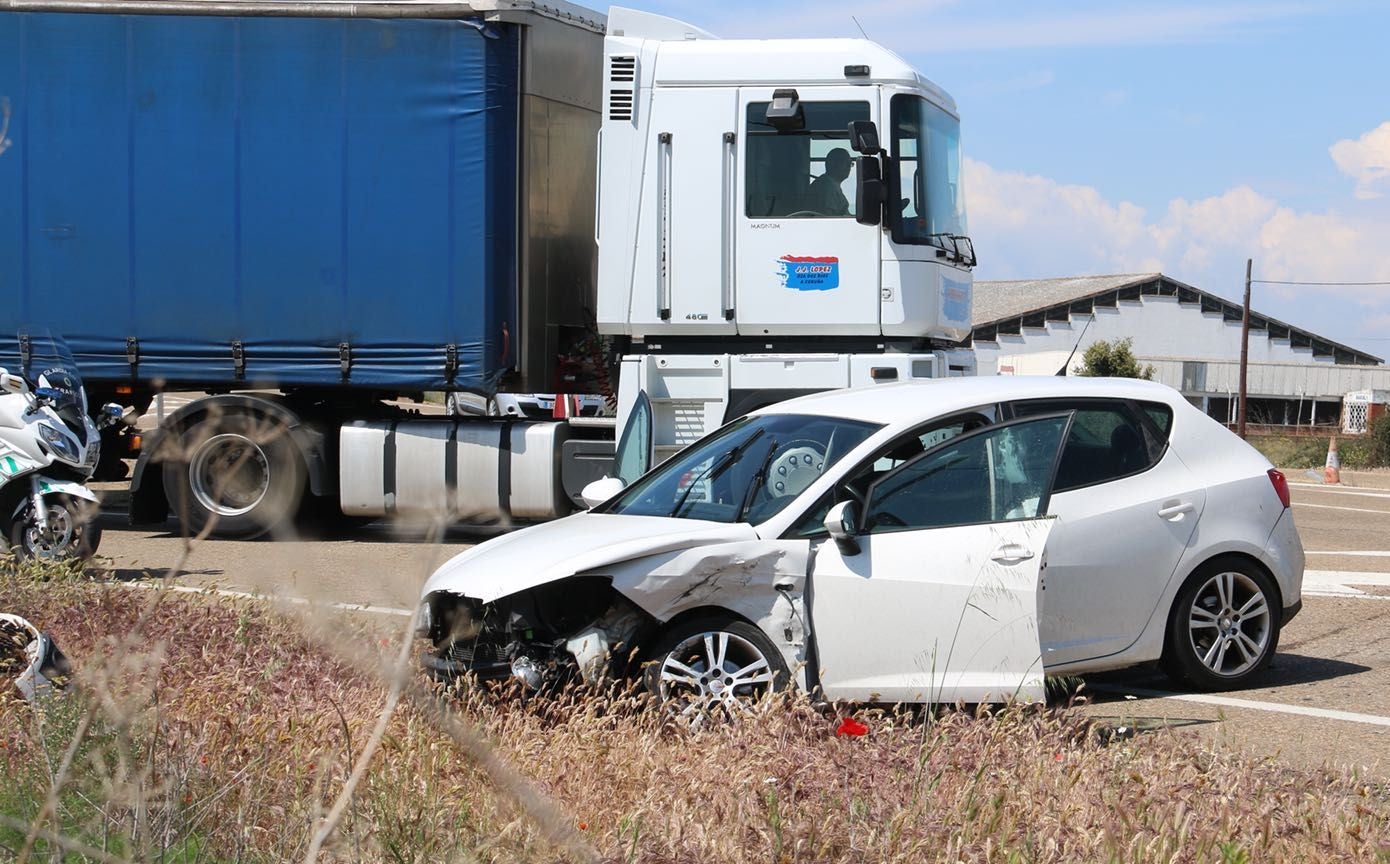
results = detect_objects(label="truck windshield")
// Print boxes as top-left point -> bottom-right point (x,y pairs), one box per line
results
600,414 -> 881,524
890,95 -> 966,247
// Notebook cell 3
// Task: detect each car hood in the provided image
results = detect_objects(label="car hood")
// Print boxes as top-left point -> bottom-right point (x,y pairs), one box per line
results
421,512 -> 761,604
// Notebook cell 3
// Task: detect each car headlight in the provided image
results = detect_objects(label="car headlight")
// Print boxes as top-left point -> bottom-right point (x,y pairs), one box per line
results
38,423 -> 80,463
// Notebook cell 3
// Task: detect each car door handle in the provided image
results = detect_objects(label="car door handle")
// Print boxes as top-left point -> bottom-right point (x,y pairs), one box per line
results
1157,500 -> 1195,519
991,543 -> 1034,563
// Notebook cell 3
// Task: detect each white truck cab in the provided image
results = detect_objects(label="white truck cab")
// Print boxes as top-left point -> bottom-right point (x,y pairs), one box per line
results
595,8 -> 976,465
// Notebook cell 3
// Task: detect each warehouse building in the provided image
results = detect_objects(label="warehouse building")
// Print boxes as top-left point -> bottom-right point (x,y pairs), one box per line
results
970,273 -> 1390,429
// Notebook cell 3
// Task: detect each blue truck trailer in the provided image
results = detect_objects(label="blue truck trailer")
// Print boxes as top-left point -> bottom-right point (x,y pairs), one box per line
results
0,0 -> 609,535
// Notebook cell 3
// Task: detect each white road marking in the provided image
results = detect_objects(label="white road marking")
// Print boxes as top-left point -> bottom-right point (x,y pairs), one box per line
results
1289,483 -> 1390,499
1305,550 -> 1390,556
124,581 -> 414,617
1293,502 -> 1390,515
1092,685 -> 1390,729
1301,569 -> 1390,599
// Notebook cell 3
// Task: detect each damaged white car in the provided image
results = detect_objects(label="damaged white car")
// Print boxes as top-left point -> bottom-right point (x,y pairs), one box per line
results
418,377 -> 1304,719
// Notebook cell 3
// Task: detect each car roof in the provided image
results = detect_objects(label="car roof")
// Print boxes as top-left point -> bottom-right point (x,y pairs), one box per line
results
750,376 -> 1183,427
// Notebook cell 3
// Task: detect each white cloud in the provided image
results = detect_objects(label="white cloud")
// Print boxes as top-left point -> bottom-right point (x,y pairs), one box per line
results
647,1 -> 1323,51
1330,121 -> 1390,200
964,158 -> 1390,344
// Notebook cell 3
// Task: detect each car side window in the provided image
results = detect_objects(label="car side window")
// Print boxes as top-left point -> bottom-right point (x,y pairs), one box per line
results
1010,399 -> 1160,493
784,412 -> 991,538
1140,401 -> 1174,441
863,414 -> 1071,533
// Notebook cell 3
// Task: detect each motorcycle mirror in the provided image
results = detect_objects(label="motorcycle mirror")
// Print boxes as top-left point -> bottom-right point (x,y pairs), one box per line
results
98,403 -> 126,429
32,386 -> 62,405
0,371 -> 29,395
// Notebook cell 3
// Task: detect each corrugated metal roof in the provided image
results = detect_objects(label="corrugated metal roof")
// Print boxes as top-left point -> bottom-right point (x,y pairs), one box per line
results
973,273 -> 1159,326
972,272 -> 1382,366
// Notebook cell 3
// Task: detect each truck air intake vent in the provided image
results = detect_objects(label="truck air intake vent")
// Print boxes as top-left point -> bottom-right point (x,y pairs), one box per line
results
608,89 -> 634,120
608,55 -> 637,120
609,55 -> 636,82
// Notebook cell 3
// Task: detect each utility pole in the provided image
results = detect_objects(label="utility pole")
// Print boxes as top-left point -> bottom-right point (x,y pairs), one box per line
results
1237,258 -> 1252,438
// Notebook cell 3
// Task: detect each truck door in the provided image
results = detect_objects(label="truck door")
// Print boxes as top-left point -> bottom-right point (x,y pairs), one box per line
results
635,88 -> 740,334
735,89 -> 882,336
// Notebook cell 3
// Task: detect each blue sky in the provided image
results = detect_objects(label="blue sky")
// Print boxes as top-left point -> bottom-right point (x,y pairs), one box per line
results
637,1 -> 1390,356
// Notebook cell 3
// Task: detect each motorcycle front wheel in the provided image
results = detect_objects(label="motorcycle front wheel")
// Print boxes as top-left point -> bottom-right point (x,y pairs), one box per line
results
7,493 -> 102,563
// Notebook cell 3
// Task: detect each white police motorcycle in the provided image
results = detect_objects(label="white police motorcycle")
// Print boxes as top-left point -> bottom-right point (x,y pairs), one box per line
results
0,331 -> 117,561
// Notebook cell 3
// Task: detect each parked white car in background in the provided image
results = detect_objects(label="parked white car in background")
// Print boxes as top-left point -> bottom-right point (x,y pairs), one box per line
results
419,377 -> 1304,723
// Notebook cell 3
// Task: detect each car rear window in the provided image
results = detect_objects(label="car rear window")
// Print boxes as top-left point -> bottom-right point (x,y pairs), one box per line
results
1140,401 -> 1174,440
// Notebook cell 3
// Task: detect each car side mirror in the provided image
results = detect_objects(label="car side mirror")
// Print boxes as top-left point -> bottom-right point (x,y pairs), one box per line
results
580,476 -> 627,509
855,156 -> 885,227
824,500 -> 861,556
0,370 -> 28,395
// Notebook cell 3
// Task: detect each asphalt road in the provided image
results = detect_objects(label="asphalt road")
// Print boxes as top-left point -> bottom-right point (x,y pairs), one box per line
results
85,472 -> 1390,776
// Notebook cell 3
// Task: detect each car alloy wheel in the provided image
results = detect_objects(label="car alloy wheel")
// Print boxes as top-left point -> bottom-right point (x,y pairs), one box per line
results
647,617 -> 789,729
1165,557 -> 1280,690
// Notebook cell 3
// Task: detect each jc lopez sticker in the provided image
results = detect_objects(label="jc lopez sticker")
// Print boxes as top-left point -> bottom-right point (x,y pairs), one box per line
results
778,255 -> 840,291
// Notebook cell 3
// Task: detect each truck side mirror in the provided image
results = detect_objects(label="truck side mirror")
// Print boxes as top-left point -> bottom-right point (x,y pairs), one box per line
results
824,500 -> 861,556
0,370 -> 27,395
848,120 -> 880,155
855,156 -> 885,227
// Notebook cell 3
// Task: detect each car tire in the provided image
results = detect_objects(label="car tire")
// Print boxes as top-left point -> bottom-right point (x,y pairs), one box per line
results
1163,556 -> 1281,691
643,615 -> 790,728
8,494 -> 101,562
162,412 -> 304,540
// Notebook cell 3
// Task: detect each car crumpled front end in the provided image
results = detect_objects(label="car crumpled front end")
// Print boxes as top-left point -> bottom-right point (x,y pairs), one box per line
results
419,575 -> 652,689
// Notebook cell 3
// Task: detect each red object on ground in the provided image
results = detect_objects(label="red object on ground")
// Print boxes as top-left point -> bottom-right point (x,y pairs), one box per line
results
836,717 -> 869,737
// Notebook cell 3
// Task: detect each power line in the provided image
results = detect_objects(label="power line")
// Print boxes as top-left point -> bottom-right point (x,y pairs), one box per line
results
1251,279 -> 1390,286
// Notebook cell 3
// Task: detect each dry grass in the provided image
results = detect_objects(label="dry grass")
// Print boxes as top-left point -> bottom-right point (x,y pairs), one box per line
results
1,570 -> 1388,863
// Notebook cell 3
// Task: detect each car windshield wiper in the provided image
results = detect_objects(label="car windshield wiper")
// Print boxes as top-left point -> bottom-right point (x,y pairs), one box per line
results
736,437 -> 779,523
669,429 -> 766,518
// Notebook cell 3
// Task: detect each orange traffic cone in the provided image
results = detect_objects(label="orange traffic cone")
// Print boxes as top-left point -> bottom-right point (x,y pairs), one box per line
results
1323,436 -> 1342,485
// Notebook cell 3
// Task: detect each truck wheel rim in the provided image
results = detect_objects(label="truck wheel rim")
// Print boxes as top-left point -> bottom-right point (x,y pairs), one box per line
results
1187,571 -> 1271,678
658,630 -> 776,728
190,433 -> 270,517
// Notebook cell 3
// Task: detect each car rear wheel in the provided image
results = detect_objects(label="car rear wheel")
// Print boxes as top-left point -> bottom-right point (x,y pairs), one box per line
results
1163,557 -> 1280,691
644,616 -> 790,729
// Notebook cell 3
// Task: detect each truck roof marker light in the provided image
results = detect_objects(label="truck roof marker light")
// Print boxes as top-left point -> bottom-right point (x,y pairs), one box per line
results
844,64 -> 870,77
766,89 -> 804,132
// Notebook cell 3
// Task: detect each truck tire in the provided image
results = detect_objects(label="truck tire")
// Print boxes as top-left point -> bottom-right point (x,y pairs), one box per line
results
162,412 -> 304,539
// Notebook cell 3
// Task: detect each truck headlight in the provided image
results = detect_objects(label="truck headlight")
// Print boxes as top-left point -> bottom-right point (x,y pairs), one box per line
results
38,423 -> 79,463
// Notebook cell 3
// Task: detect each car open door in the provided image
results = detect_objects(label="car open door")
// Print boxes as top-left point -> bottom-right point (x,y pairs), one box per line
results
808,413 -> 1072,704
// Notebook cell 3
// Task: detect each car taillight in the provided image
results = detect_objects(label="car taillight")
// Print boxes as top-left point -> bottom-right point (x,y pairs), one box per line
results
1268,469 -> 1291,509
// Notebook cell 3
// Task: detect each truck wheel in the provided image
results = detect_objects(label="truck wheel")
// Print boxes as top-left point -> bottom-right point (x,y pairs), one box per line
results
162,413 -> 304,539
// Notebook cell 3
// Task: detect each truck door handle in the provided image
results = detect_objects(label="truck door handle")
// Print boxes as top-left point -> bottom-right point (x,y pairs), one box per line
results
991,544 -> 1034,563
1157,500 -> 1195,520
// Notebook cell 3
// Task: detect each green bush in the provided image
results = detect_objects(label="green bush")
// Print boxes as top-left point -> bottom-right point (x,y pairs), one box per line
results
1248,431 -> 1388,471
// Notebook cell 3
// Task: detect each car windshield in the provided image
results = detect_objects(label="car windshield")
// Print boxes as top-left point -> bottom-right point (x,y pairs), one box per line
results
601,413 -> 881,524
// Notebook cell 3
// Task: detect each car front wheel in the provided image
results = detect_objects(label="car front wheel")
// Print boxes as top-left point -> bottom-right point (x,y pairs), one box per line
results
1164,557 -> 1280,690
644,616 -> 790,728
